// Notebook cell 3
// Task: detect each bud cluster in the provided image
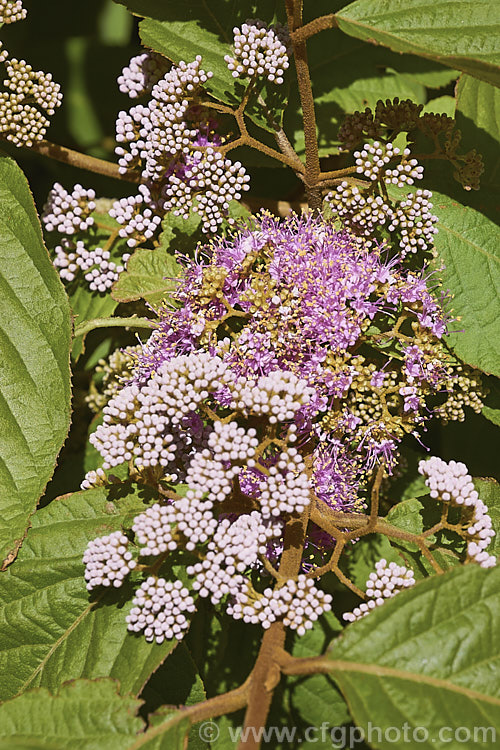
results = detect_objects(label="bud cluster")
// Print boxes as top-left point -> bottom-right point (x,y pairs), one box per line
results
326,165 -> 438,257
42,182 -> 130,292
42,183 -> 96,234
83,347 -> 335,642
228,576 -> 332,636
112,53 -> 250,240
0,56 -> 62,147
126,577 -> 196,643
224,20 -> 289,85
0,1 -> 26,24
419,457 -> 496,568
343,559 -> 416,622
338,98 -> 483,191
117,50 -> 169,99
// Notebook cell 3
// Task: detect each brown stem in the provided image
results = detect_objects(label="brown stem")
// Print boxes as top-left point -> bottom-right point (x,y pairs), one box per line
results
286,1 -> 321,209
290,14 -> 338,43
310,502 -> 445,574
220,131 -> 304,172
238,623 -> 286,750
238,507 -> 310,749
25,140 -> 141,183
318,166 -> 358,182
366,464 -> 385,531
256,93 -> 305,174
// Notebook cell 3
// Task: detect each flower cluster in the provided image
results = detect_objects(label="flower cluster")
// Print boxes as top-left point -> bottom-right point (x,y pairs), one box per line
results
82,210 -> 491,644
419,457 -> 496,568
343,559 -> 416,622
112,53 -> 249,239
0,55 -> 62,146
82,211 -> 489,644
143,213 -> 453,482
224,20 -> 289,85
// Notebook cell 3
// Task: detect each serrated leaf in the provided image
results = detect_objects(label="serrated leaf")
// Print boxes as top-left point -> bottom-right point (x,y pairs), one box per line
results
326,566 -> 500,749
0,155 -> 71,568
336,0 -> 500,87
421,95 -> 456,116
122,712 -> 190,750
0,680 -> 144,750
115,0 -> 286,132
431,192 -> 500,376
111,209 -> 207,305
0,486 -> 180,701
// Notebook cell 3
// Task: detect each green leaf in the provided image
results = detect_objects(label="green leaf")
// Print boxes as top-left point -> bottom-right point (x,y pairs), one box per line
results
140,643 -> 206,714
473,478 -> 500,559
421,95 -> 456,116
431,192 -> 500,376
386,498 -> 424,535
144,647 -> 208,750
0,155 -> 71,568
111,209 -> 207,305
0,486 -> 179,701
120,711 -> 190,750
0,679 -> 144,750
286,31 -> 428,157
336,0 -> 500,87
327,566 -> 500,748
455,75 -> 500,197
112,247 -> 181,306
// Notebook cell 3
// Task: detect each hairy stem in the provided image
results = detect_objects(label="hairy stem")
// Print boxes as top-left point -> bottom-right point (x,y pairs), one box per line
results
26,140 -> 141,183
290,14 -> 338,43
286,0 -> 321,209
